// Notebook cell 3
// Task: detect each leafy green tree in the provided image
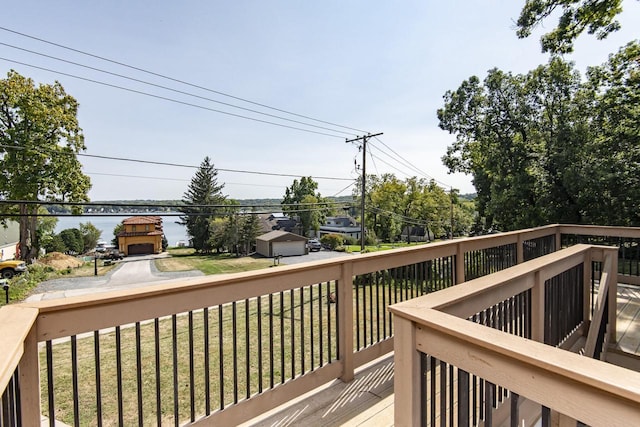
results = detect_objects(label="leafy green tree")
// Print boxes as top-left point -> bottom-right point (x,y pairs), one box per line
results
112,223 -> 124,247
35,207 -> 58,255
516,0 -> 625,53
439,44 -> 640,229
44,234 -> 66,254
59,228 -> 83,254
0,71 -> 91,262
179,157 -> 226,253
281,177 -> 331,236
79,222 -> 102,253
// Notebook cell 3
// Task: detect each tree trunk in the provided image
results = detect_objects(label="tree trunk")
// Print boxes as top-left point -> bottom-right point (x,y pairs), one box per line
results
18,203 -> 39,263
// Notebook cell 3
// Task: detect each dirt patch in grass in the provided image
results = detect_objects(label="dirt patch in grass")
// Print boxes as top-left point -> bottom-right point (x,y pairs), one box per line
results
37,252 -> 84,270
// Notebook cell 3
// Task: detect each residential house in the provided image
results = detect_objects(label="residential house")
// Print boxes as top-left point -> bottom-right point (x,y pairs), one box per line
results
116,216 -> 164,255
318,216 -> 361,240
258,213 -> 301,234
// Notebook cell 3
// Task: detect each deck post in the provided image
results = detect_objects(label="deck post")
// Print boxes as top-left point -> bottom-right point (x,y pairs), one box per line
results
394,317 -> 421,427
338,261 -> 354,382
531,271 -> 545,343
19,323 -> 41,426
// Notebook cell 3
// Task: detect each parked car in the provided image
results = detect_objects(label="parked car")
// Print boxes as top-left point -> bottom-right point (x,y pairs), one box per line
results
103,249 -> 124,260
0,259 -> 27,279
307,239 -> 322,251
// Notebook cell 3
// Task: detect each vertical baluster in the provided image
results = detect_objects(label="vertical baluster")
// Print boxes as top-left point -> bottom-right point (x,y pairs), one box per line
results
171,316 -> 179,426
232,302 -> 238,403
510,392 -> 519,427
300,287 -> 305,374
269,294 -> 275,388
318,284 -> 324,367
355,275 -> 361,350
458,369 -> 470,427
309,285 -> 314,371
154,319 -> 162,424
280,291 -> 285,382
204,307 -> 211,415
257,296 -> 263,393
94,331 -> 103,427
290,289 -> 295,379
189,311 -> 195,421
46,341 -> 54,427
71,335 -> 79,427
245,299 -> 251,399
136,322 -> 143,426
219,305 -> 225,410
116,326 -> 124,427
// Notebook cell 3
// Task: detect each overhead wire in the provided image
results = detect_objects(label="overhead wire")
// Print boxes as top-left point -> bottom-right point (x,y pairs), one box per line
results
0,143 -> 354,182
372,136 -> 453,188
0,26 -> 368,133
0,57 -> 349,139
0,42 -> 357,137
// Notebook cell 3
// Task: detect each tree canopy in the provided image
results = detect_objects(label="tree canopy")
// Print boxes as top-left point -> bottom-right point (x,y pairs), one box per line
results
281,177 -> 332,236
438,42 -> 640,230
0,70 -> 91,261
516,0 -> 626,53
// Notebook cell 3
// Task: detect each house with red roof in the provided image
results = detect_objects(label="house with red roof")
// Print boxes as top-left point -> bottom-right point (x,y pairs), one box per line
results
116,216 -> 164,255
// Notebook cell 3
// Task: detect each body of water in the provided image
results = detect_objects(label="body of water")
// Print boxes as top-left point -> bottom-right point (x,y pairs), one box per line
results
54,214 -> 190,247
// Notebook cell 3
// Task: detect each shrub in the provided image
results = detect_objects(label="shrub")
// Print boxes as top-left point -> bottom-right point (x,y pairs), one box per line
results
343,236 -> 358,246
320,233 -> 344,250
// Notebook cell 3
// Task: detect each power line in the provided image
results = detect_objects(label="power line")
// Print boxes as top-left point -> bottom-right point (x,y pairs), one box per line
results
0,199 -> 353,209
0,26 -> 368,134
0,143 -> 354,181
0,57 -> 348,139
372,136 -> 453,188
0,42 -> 357,137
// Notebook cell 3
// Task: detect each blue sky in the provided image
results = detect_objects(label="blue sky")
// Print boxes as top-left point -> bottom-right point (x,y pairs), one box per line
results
2,1 -> 639,201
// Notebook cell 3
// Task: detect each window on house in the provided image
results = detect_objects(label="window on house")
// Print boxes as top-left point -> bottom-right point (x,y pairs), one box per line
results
132,225 -> 136,231
145,225 -> 149,231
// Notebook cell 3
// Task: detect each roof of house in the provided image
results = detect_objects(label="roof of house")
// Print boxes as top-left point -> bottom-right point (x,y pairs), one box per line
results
256,230 -> 307,243
122,216 -> 163,226
117,230 -> 163,237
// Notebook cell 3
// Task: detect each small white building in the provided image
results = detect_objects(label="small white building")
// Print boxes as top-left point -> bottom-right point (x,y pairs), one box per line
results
0,220 -> 19,260
256,230 -> 307,258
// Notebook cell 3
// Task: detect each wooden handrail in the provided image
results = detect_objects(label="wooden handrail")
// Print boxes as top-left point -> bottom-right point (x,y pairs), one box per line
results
390,244 -> 636,426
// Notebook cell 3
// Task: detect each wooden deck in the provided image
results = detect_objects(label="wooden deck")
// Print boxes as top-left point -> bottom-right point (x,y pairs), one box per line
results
243,284 -> 640,427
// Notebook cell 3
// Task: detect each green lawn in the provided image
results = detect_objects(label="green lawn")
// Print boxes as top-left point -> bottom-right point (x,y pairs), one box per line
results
157,248 -> 273,274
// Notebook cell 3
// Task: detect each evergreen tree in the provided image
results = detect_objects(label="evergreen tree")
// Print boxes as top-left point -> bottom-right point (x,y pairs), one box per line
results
179,157 -> 226,253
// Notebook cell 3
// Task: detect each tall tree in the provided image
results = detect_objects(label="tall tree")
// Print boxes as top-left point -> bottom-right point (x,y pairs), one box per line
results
281,177 -> 330,236
79,222 -> 102,253
179,156 -> 226,253
439,45 -> 640,229
0,70 -> 91,261
516,0 -> 625,53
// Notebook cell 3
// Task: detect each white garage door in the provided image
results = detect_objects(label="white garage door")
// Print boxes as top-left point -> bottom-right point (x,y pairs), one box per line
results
272,241 -> 305,257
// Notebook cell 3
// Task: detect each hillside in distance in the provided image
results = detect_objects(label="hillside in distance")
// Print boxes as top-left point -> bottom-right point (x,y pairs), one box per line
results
45,196 -> 356,214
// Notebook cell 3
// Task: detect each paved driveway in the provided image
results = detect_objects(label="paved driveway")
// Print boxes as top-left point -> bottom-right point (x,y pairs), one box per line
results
26,250 -> 354,301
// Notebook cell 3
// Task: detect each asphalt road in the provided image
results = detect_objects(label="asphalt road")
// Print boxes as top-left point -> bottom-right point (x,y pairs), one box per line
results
26,250 -> 353,301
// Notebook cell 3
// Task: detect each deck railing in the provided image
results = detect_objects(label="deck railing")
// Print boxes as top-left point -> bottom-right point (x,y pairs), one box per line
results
390,244 -> 640,426
0,224 -> 639,426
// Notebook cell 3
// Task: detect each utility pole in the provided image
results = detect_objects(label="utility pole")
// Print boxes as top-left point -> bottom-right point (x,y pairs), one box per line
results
346,132 -> 383,251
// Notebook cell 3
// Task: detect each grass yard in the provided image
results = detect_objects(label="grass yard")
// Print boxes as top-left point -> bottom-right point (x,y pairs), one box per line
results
157,249 -> 273,274
41,283 -> 339,425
